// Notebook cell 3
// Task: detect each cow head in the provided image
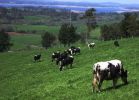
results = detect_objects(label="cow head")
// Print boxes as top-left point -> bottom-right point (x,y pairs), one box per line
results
121,70 -> 128,84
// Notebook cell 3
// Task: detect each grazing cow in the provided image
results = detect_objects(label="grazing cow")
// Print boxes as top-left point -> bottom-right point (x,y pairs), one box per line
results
67,46 -> 81,55
34,54 -> 41,62
88,43 -> 95,49
92,59 -> 128,92
51,51 -> 60,62
59,56 -> 74,71
56,51 -> 69,65
114,40 -> 119,47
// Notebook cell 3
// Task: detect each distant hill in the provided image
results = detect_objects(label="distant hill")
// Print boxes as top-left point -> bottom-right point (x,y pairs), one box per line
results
0,0 -> 139,13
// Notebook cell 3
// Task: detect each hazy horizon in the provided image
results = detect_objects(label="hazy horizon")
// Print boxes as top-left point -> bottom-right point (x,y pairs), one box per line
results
55,0 -> 139,4
1,0 -> 139,4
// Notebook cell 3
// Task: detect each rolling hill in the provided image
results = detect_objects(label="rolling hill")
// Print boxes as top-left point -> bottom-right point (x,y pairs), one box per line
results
0,34 -> 139,99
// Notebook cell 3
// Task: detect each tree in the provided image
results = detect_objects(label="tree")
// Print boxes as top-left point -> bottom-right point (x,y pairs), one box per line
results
100,23 -> 122,41
58,23 -> 80,46
41,32 -> 56,49
0,29 -> 12,52
82,8 -> 97,42
120,13 -> 138,37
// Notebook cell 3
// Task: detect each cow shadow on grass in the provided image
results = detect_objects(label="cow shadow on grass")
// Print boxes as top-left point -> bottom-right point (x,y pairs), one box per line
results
101,80 -> 136,92
101,84 -> 126,92
33,60 -> 43,63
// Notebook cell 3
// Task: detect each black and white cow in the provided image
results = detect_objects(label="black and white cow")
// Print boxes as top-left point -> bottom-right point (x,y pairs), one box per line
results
88,43 -> 95,49
67,46 -> 81,55
34,54 -> 41,62
56,51 -> 69,65
51,51 -> 61,62
59,55 -> 74,71
92,59 -> 128,92
114,40 -> 119,47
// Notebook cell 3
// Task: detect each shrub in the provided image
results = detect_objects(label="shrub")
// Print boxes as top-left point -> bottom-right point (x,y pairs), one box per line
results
0,29 -> 12,52
41,32 -> 56,49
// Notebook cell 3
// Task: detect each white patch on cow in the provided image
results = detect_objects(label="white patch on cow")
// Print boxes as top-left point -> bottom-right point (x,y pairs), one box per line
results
52,53 -> 55,55
93,61 -> 109,71
69,49 -> 73,55
93,59 -> 123,73
69,56 -> 73,58
108,59 -> 122,69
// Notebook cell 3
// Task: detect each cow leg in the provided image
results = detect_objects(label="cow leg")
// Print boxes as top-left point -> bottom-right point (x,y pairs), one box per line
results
56,60 -> 59,65
60,66 -> 63,71
112,78 -> 117,89
70,63 -> 72,68
92,76 -> 98,92
98,79 -> 103,92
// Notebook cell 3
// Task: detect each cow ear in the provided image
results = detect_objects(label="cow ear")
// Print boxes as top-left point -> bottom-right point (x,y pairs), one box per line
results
125,70 -> 127,73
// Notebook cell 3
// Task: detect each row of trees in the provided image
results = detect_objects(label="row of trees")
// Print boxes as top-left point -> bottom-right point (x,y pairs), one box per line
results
101,13 -> 139,41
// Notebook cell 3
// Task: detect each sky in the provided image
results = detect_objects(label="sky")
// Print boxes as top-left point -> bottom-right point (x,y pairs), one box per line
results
55,0 -> 139,4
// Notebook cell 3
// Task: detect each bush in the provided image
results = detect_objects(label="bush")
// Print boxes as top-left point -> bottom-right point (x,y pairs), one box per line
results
41,32 -> 56,49
100,24 -> 122,41
0,29 -> 12,52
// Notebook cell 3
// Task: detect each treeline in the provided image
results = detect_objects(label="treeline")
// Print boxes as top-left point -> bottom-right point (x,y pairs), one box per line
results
0,7 -> 78,25
100,13 -> 139,40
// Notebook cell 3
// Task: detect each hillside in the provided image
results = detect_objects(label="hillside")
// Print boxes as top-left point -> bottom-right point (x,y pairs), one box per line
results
0,35 -> 139,99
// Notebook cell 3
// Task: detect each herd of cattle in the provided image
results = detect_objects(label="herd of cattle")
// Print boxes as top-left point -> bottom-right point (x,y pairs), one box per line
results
33,41 -> 128,92
52,46 -> 80,71
33,42 -> 96,71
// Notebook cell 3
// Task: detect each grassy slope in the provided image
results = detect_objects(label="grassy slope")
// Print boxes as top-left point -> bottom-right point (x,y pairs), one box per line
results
12,24 -> 87,35
0,35 -> 139,100
11,34 -> 41,50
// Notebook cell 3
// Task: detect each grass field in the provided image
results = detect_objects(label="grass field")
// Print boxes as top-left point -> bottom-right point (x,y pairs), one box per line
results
11,34 -> 41,50
12,24 -> 87,35
0,33 -> 139,100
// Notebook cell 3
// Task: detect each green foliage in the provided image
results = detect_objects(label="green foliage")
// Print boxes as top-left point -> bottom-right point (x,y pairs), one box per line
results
41,32 -> 56,49
120,13 -> 139,37
0,29 -> 12,52
101,13 -> 139,41
58,23 -> 80,46
100,23 -> 121,41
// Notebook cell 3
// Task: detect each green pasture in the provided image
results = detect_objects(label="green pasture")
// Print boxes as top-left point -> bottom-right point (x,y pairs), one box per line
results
0,35 -> 139,100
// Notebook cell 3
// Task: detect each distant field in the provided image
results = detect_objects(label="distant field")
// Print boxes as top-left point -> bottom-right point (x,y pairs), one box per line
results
13,25 -> 60,34
12,24 -> 96,35
10,34 -> 41,50
0,36 -> 139,100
